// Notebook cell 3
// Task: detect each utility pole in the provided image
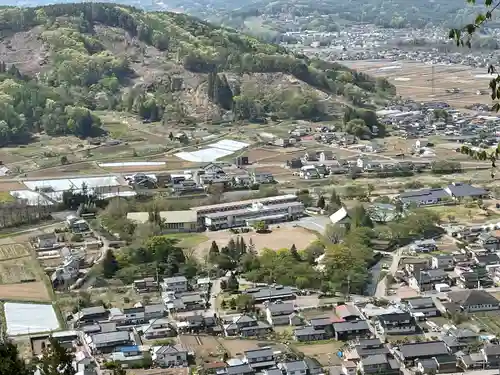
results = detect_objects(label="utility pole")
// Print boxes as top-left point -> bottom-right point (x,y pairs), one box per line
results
431,64 -> 435,96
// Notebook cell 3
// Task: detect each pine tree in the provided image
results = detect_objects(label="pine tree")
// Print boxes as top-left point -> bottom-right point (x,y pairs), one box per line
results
317,196 -> 326,209
290,244 -> 300,260
209,241 -> 220,258
329,189 -> 342,212
239,237 -> 247,255
227,272 -> 239,292
350,205 -> 373,228
102,249 -> 119,278
227,238 -> 237,258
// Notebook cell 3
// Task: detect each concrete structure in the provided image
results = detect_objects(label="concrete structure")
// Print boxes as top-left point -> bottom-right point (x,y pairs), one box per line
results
205,201 -> 304,230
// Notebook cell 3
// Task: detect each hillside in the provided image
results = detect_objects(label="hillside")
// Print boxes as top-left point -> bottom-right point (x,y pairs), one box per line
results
0,3 -> 394,145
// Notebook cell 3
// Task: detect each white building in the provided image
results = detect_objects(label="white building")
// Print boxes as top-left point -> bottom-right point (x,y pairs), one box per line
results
191,194 -> 298,218
205,201 -> 304,230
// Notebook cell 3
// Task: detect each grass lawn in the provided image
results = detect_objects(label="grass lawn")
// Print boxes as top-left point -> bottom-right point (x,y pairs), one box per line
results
0,192 -> 15,203
165,233 -> 209,249
426,205 -> 485,223
473,312 -> 500,335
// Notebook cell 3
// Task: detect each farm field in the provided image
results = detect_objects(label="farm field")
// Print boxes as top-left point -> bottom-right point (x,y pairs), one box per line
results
0,281 -> 51,301
193,227 -> 317,259
293,342 -> 343,366
0,243 -> 31,261
219,338 -> 284,357
474,311 -> 500,335
342,60 -> 493,109
0,257 -> 37,284
178,334 -> 223,361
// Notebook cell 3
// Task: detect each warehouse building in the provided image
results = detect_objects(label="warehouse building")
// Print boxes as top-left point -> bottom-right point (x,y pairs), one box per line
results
204,201 -> 304,230
127,210 -> 200,233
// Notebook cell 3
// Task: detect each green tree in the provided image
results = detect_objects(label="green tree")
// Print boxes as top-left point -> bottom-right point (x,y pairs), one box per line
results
328,189 -> 342,213
209,240 -> 220,260
290,244 -> 300,260
350,205 -> 374,228
252,221 -> 269,233
102,249 -> 119,278
0,340 -> 31,375
226,273 -> 239,292
317,196 -> 326,209
39,338 -> 76,375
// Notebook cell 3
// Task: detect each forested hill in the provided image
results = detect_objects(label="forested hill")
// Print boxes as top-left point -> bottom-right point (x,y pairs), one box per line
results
219,0 -> 480,30
0,3 -> 394,145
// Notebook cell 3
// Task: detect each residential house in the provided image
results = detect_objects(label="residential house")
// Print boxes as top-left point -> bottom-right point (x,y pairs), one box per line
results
244,286 -> 295,303
244,348 -> 275,370
251,172 -> 274,184
409,268 -> 448,292
122,307 -> 146,325
303,358 -> 323,375
409,239 -> 437,254
346,338 -> 389,361
167,292 -> 206,312
310,317 -> 333,335
457,352 -> 487,370
85,331 -> 133,354
432,355 -> 459,373
404,297 -> 440,319
462,266 -> 493,289
377,312 -> 416,335
397,341 -> 450,364
134,278 -> 158,293
162,276 -> 188,293
333,320 -> 371,341
482,345 -> 500,367
178,314 -> 219,334
431,255 -> 455,270
36,233 -> 58,250
279,360 -> 308,375
274,138 -> 290,148
477,232 -> 500,251
142,318 -> 175,340
294,326 -> 326,342
335,304 -> 362,321
447,290 -> 500,312
145,304 -> 165,320
223,364 -> 255,375
266,303 -> 301,326
152,344 -> 188,367
358,354 -> 400,375
224,314 -> 271,337
475,253 -> 500,266
76,306 -> 109,324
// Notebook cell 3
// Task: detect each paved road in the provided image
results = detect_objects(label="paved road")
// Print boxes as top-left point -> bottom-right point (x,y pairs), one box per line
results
374,247 -> 405,298
208,278 -> 221,316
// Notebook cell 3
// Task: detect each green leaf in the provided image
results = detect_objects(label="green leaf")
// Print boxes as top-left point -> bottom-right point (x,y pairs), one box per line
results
485,0 -> 493,6
475,14 -> 486,25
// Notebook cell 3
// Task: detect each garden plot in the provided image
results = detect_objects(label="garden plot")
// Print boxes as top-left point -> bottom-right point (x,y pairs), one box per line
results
0,258 -> 37,284
0,243 -> 30,261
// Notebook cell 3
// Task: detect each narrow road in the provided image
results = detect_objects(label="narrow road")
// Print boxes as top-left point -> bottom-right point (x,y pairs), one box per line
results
374,247 -> 405,298
208,278 -> 221,316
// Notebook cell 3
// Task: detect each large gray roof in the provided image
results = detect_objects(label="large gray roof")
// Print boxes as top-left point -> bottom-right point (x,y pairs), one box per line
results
333,320 -> 369,332
91,331 -> 130,345
400,341 -> 449,359
448,290 -> 499,307
245,348 -> 273,359
282,361 -> 307,372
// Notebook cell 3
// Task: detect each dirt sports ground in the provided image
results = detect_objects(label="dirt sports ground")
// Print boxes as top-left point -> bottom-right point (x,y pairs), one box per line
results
193,226 -> 318,258
342,60 -> 494,109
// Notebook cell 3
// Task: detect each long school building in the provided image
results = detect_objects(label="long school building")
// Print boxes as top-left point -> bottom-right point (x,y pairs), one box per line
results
204,201 -> 304,230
